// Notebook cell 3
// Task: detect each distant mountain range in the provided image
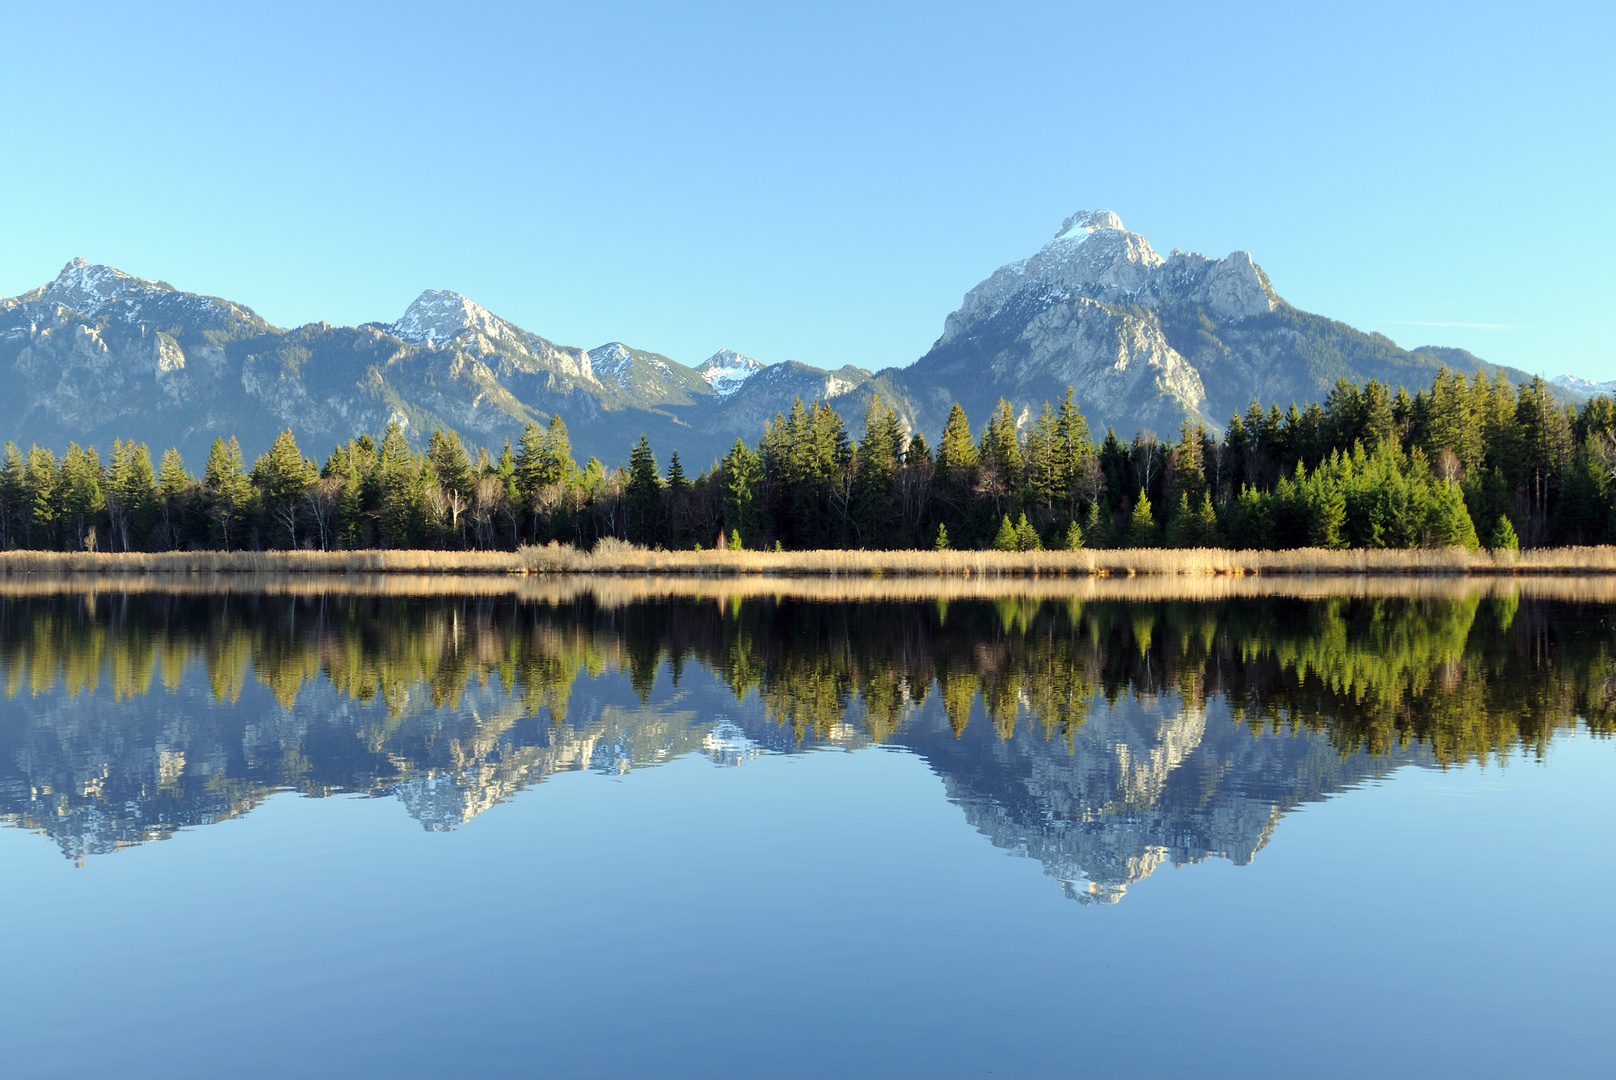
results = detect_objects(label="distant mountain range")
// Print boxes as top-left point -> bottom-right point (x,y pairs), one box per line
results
1551,374 -> 1616,399
0,213 -> 1584,466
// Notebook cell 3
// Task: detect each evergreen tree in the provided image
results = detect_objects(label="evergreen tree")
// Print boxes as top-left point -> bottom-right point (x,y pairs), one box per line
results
23,446 -> 59,549
427,429 -> 474,498
252,429 -> 316,548
720,439 -> 764,543
935,403 -> 978,479
1490,515 -> 1519,553
58,444 -> 104,550
155,448 -> 192,550
1062,519 -> 1083,550
1084,500 -> 1115,549
375,420 -> 421,548
992,514 -> 1018,551
105,440 -> 157,552
625,434 -> 662,544
1013,511 -> 1042,551
852,395 -> 903,547
1127,491 -> 1157,548
202,437 -> 253,550
933,522 -> 950,550
0,443 -> 24,549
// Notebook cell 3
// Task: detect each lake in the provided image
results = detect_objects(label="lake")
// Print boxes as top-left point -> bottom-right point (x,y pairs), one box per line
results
1,578 -> 1613,1079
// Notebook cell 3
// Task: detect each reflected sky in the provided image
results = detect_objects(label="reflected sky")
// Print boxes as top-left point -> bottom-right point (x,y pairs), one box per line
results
1,584 -> 1614,1077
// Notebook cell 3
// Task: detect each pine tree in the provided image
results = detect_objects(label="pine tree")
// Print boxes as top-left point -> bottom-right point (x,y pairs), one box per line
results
992,514 -> 1017,551
428,429 -> 474,497
905,431 -> 932,466
852,395 -> 904,547
375,421 -> 421,548
105,440 -> 157,552
933,522 -> 950,550
721,439 -> 764,542
59,444 -> 104,550
935,403 -> 978,479
1013,511 -> 1042,551
666,451 -> 691,493
625,434 -> 662,544
1062,519 -> 1083,550
1490,515 -> 1519,553
1127,491 -> 1157,548
23,446 -> 59,549
1084,500 -> 1115,549
252,429 -> 316,548
155,448 -> 191,550
0,443 -> 24,549
203,437 -> 253,550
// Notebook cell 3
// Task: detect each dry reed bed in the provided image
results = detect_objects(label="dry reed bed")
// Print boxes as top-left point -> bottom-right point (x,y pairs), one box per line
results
6,572 -> 1616,606
6,544 -> 1616,579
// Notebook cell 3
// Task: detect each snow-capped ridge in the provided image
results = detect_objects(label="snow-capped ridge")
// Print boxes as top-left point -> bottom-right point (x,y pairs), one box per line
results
390,289 -> 507,348
1552,374 -> 1616,398
696,348 -> 765,397
39,258 -> 167,314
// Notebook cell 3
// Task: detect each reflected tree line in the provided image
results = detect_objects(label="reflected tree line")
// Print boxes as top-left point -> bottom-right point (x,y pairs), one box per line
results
2,590 -> 1612,767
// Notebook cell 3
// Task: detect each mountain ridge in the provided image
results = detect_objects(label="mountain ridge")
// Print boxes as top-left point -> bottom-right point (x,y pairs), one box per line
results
0,218 -> 1575,468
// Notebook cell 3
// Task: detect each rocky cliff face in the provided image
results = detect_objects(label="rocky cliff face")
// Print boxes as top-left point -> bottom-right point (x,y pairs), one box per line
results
0,262 -> 831,465
886,210 -> 1538,441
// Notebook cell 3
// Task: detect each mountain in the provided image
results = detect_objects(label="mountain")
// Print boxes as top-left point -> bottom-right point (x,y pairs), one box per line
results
877,210 -> 1552,440
0,261 -> 824,467
1552,374 -> 1616,399
2,215 -> 1564,468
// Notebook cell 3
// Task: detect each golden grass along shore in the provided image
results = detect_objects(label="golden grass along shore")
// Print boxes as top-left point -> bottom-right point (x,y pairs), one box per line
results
3,541 -> 1616,578
3,570 -> 1616,606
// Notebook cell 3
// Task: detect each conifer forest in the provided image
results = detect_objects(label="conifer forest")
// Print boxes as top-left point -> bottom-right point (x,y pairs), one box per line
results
1,367 -> 1610,555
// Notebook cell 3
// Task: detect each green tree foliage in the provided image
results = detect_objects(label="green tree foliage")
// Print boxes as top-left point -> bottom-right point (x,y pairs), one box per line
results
203,437 -> 253,550
0,367 -> 1602,554
625,434 -> 662,544
1127,491 -> 1157,548
251,430 -> 317,548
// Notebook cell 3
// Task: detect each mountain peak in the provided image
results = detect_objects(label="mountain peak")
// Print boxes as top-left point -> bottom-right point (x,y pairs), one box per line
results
1551,374 -> 1616,399
1053,209 -> 1125,241
391,289 -> 505,347
696,349 -> 765,397
40,258 -> 162,314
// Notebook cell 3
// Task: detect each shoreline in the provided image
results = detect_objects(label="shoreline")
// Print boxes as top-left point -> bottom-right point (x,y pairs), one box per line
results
1,544 -> 1615,579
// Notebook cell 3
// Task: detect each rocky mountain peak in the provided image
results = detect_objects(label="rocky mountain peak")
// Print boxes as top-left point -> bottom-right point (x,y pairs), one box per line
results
696,348 -> 765,397
391,289 -> 506,348
39,258 -> 164,314
1053,209 -> 1126,240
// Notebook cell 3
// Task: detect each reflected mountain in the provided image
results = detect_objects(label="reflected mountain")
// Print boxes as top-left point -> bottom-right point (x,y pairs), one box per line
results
1,589 -> 1610,900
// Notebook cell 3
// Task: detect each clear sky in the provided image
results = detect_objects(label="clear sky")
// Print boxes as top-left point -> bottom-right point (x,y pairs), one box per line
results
2,1 -> 1611,380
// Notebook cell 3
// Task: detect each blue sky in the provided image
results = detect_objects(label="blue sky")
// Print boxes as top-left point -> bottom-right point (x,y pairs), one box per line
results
2,1 -> 1611,380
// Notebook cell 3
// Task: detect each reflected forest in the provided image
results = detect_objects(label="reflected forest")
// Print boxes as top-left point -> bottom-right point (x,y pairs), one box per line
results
3,588 -> 1614,893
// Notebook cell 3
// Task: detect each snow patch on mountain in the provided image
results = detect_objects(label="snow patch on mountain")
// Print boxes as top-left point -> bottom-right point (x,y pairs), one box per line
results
696,349 -> 765,397
40,258 -> 160,314
391,290 -> 506,348
588,342 -> 633,385
1552,374 -> 1616,398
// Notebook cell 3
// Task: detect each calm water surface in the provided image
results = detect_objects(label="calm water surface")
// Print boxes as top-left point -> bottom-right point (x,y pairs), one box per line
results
1,584 -> 1613,1078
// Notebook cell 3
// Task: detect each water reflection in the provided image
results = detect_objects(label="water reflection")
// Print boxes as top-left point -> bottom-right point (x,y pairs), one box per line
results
1,585 -> 1611,900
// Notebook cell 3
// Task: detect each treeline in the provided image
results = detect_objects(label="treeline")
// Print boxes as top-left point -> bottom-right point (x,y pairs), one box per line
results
0,367 -> 1612,552
3,592 -> 1613,765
